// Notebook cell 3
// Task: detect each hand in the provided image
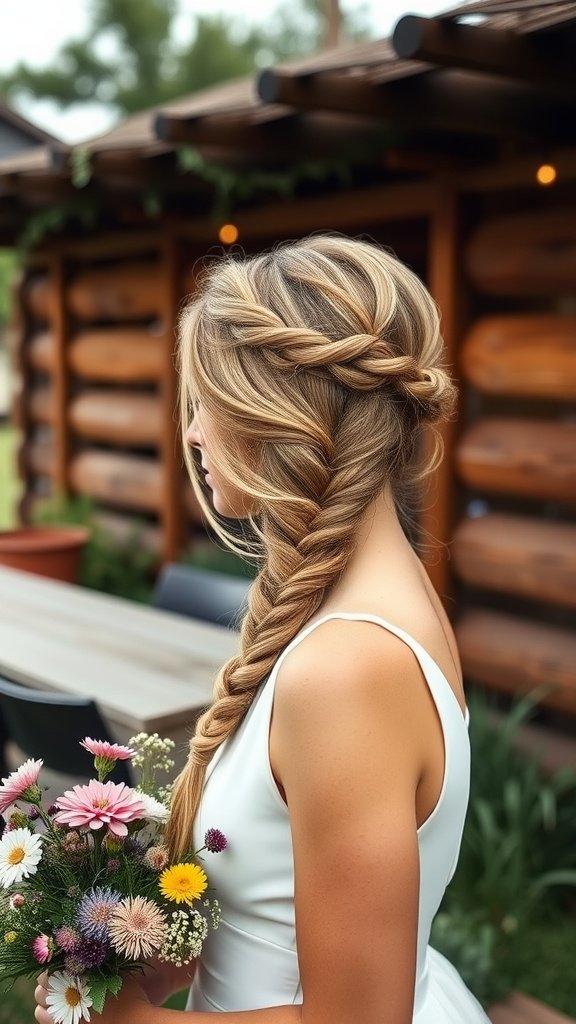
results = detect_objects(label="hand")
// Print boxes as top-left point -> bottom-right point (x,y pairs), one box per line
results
140,956 -> 196,1006
35,971 -> 151,1024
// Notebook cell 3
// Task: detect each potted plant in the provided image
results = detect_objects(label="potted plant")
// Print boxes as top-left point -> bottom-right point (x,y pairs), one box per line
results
0,523 -> 90,582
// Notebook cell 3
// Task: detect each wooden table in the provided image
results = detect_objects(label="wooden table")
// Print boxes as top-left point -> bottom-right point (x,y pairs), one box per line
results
0,566 -> 239,768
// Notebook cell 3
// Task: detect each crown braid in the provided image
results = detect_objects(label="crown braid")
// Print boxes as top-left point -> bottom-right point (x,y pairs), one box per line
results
166,235 -> 455,859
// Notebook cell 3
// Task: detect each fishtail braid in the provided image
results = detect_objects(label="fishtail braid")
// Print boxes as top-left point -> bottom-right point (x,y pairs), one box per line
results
166,235 -> 456,859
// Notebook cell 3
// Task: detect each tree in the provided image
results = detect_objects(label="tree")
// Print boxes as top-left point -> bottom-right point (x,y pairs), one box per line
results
0,0 -> 371,118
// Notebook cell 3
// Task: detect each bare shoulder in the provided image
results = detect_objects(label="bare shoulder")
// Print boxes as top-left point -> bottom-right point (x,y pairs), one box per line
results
274,617 -> 425,721
271,618 -> 428,791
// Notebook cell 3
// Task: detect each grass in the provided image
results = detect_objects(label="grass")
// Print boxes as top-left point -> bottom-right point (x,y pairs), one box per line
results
0,422 -> 21,530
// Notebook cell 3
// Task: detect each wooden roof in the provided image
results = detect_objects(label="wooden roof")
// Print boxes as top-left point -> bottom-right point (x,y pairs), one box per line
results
0,0 -> 575,234
0,102 -> 61,147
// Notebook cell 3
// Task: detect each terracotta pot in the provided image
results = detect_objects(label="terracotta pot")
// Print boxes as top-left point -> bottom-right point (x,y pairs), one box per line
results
0,526 -> 90,583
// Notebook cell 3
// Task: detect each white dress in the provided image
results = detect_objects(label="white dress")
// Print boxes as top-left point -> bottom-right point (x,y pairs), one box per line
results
187,612 -> 490,1021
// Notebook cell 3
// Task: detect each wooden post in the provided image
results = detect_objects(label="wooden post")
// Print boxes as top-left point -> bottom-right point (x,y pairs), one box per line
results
158,232 -> 185,564
423,185 -> 462,607
13,269 -> 34,523
50,252 -> 70,498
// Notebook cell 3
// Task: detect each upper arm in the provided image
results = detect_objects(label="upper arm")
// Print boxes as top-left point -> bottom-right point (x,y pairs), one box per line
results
271,622 -> 425,1024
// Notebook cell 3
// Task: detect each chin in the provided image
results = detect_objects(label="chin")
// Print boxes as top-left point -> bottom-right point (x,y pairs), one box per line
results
212,491 -> 239,518
212,492 -> 252,521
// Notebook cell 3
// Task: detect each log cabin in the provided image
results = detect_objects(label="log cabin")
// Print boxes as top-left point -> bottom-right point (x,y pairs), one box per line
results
1,0 -> 575,729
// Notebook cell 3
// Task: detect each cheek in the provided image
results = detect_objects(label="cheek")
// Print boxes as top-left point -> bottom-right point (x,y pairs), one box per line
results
210,474 -> 255,520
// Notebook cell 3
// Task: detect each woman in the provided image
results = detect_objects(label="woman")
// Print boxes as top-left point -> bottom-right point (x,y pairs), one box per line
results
36,235 -> 489,1022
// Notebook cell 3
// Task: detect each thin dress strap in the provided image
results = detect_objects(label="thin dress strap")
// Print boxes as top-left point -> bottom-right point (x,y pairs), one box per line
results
266,611 -> 468,725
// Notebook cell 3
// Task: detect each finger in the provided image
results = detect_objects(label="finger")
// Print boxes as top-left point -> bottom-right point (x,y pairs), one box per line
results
34,983 -> 48,1008
34,1006 -> 51,1024
37,971 -> 49,986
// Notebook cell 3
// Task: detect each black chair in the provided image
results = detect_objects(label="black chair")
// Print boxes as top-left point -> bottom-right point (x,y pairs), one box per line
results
0,676 -> 133,786
152,563 -> 251,629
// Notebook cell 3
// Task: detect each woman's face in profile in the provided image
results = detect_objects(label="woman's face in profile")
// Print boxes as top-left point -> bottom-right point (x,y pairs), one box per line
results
185,404 -> 254,519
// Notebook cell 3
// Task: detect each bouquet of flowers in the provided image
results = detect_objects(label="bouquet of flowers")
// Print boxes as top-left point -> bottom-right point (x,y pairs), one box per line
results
0,734 -> 226,1023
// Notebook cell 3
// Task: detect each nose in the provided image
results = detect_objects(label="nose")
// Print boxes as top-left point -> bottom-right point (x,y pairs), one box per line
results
184,416 -> 201,448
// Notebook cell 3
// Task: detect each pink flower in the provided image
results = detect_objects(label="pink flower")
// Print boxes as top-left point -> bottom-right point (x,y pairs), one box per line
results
54,780 -> 145,838
33,934 -> 54,964
0,759 -> 43,814
10,893 -> 25,909
80,738 -> 135,760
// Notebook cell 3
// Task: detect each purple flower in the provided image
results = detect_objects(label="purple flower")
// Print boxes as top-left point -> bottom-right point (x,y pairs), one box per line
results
76,886 -> 121,941
63,953 -> 86,975
123,837 -> 145,859
28,807 -> 40,821
75,938 -> 108,969
54,925 -> 82,953
204,828 -> 227,854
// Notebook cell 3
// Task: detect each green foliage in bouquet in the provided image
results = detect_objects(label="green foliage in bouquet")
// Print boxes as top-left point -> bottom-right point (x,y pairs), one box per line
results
0,734 -> 226,1023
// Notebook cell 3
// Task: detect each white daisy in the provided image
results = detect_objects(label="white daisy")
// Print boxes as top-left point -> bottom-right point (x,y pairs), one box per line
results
0,827 -> 43,887
45,971 -> 92,1024
135,790 -> 170,823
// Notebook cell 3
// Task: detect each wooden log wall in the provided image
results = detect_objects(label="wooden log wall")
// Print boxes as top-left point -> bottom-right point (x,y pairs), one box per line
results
453,205 -> 576,716
10,199 -> 575,724
16,236 -> 204,563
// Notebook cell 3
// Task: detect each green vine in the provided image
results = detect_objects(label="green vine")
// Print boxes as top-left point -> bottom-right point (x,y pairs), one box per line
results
175,139 -> 394,223
70,146 -> 93,188
16,128 -> 399,249
17,197 -> 99,252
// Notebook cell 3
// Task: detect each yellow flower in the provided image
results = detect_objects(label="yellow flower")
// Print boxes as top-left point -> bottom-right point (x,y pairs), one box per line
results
159,862 -> 208,905
4,931 -> 17,943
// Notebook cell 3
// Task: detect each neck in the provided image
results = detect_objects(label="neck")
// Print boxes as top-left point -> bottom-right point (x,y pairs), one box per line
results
325,485 -> 415,606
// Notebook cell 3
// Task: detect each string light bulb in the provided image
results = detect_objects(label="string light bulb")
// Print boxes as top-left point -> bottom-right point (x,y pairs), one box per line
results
218,223 -> 239,244
536,163 -> 557,186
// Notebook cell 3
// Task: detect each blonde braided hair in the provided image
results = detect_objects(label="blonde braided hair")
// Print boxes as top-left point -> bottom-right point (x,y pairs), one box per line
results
166,235 -> 456,859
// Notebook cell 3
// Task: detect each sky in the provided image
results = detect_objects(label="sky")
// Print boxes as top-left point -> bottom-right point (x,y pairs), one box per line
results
0,0 -> 461,142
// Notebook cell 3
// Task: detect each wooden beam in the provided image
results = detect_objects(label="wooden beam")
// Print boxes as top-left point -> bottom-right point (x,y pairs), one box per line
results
460,146 -> 576,192
452,513 -> 576,609
154,110 -> 381,161
461,315 -> 576,400
49,253 -> 70,498
257,66 -> 573,144
456,610 -> 576,715
392,15 -> 576,96
158,232 -> 186,564
13,272 -> 34,524
47,230 -> 161,260
173,179 -> 435,244
69,450 -> 164,513
421,185 -> 462,607
456,418 -> 576,505
0,172 -> 74,200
